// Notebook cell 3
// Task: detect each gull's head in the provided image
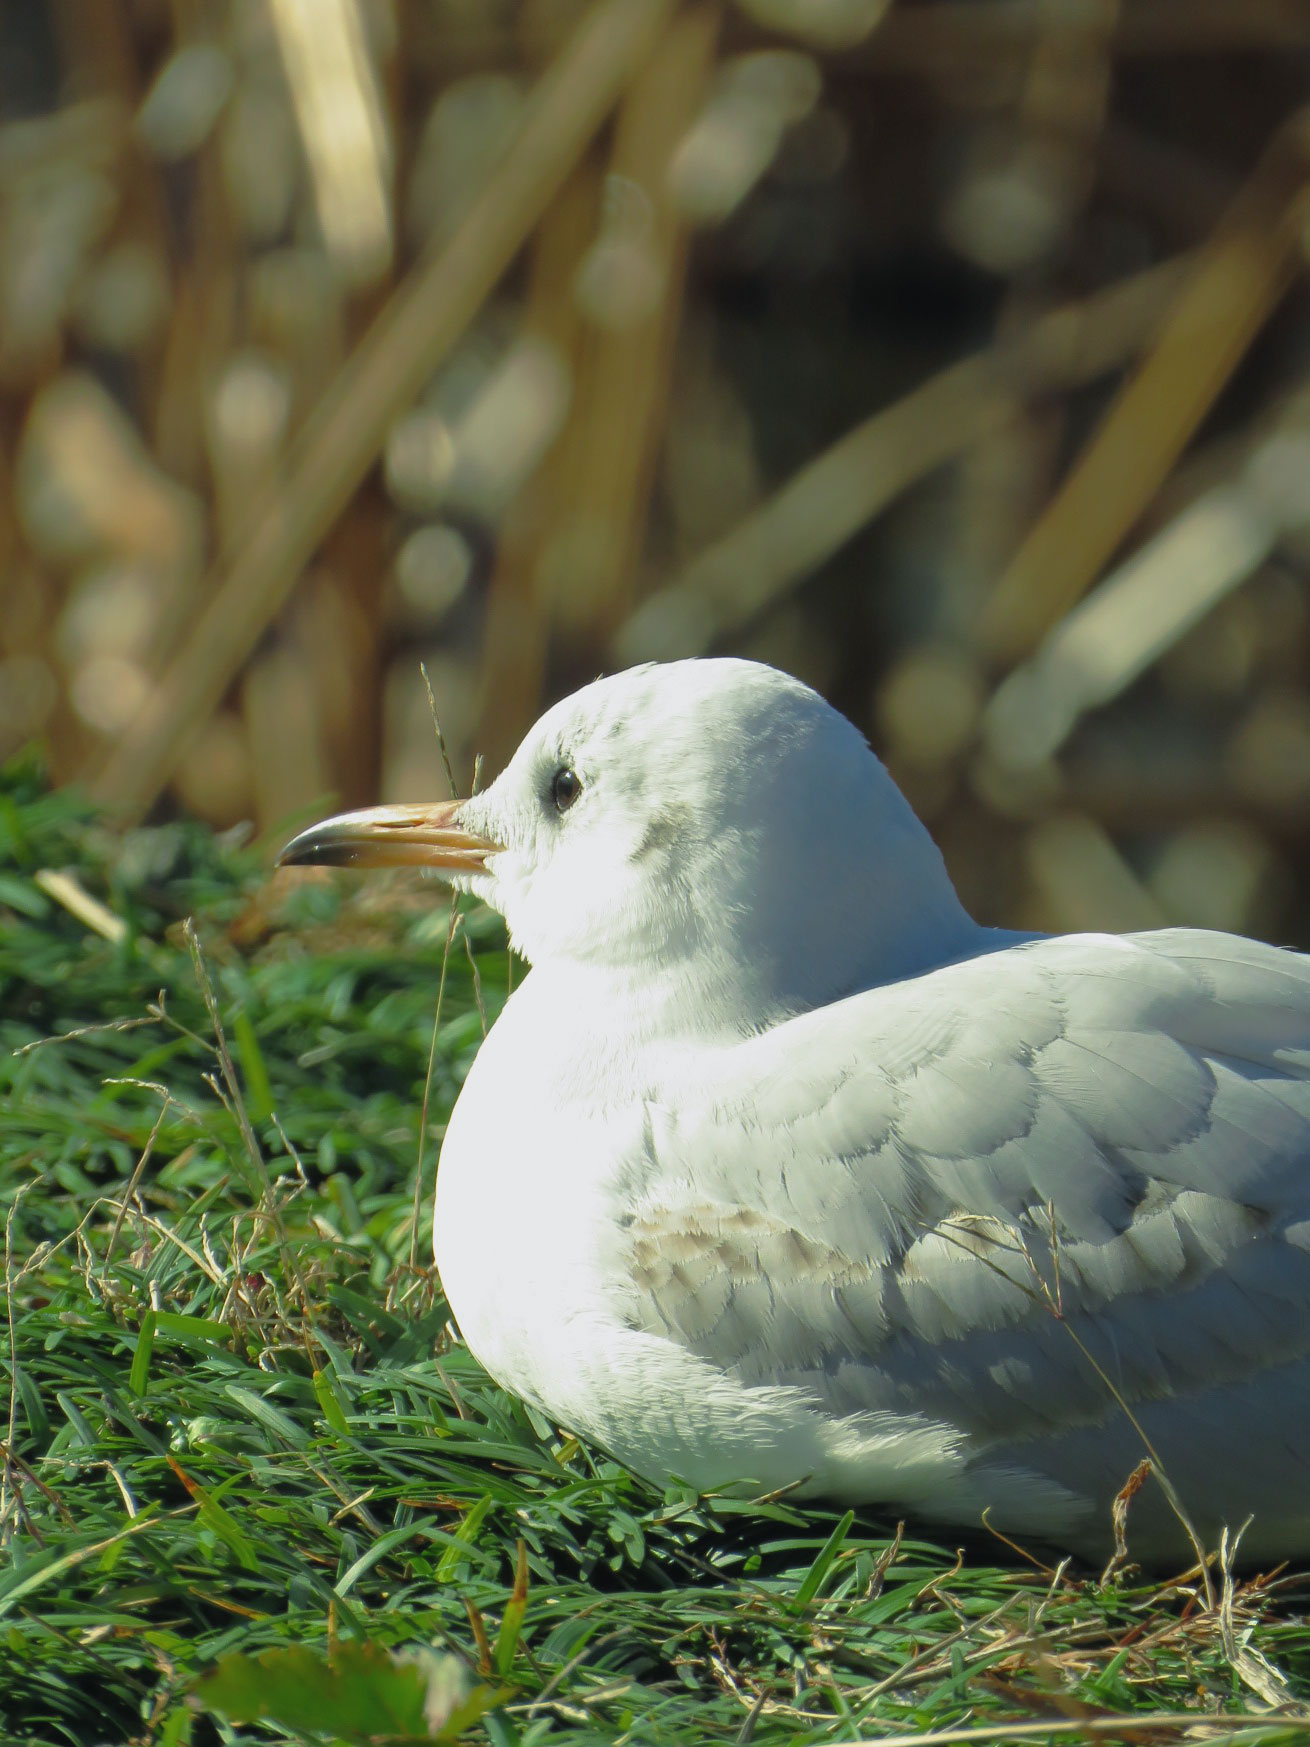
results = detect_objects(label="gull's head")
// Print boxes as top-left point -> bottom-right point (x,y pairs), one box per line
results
279,659 -> 975,1011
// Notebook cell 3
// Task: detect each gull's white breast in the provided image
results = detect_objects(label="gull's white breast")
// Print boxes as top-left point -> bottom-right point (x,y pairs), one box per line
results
432,966 -> 1082,1531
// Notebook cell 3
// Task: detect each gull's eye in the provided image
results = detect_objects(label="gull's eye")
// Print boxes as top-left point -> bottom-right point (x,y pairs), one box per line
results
550,766 -> 583,814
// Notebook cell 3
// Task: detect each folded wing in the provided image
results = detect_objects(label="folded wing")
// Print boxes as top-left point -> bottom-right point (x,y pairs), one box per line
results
626,929 -> 1310,1551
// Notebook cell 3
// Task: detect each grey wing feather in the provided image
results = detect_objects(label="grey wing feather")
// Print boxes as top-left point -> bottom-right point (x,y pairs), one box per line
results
625,928 -> 1310,1547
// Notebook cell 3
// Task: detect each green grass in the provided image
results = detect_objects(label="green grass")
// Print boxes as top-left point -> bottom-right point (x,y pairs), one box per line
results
2,750 -> 1310,1747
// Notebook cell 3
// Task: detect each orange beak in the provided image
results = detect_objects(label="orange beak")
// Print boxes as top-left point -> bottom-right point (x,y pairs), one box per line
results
276,801 -> 501,874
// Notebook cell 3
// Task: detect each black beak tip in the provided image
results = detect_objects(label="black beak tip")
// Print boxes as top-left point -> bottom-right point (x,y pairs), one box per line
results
276,830 -> 355,869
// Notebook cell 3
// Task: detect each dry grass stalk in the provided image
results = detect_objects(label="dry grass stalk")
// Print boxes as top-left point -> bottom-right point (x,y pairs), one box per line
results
87,0 -> 680,821
477,161 -> 605,769
616,257 -> 1186,662
545,3 -> 722,661
982,107 -> 1310,663
31,868 -> 128,942
479,4 -> 721,756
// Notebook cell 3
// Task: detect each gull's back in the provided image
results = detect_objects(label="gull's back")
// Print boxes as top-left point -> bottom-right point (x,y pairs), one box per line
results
619,924 -> 1310,1562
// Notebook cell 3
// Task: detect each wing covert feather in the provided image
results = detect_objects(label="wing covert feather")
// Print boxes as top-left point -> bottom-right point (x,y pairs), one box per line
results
627,929 -> 1310,1453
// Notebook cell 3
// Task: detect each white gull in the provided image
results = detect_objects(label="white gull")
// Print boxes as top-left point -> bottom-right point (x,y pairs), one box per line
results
280,658 -> 1310,1562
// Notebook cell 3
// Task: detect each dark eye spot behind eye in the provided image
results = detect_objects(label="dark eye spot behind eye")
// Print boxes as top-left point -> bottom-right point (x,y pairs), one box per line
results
632,811 -> 679,860
551,767 -> 582,813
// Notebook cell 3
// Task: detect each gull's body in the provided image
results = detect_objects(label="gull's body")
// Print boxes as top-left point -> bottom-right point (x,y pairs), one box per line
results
282,659 -> 1310,1563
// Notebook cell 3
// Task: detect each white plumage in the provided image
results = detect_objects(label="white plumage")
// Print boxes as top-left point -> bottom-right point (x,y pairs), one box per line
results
280,658 -> 1310,1562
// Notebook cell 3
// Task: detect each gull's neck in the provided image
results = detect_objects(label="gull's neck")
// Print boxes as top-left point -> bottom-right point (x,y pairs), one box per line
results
510,901 -> 990,1061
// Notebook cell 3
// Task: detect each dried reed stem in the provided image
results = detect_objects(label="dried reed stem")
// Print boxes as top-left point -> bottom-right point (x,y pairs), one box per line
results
89,0 -> 679,820
617,255 -> 1186,661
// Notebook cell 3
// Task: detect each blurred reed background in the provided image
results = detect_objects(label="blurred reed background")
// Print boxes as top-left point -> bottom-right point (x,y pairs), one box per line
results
1,0 -> 1309,944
